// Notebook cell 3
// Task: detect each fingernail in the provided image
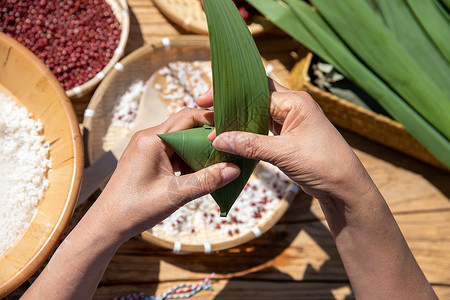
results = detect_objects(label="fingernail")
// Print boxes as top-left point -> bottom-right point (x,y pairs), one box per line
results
221,165 -> 240,183
197,88 -> 210,102
212,134 -> 235,153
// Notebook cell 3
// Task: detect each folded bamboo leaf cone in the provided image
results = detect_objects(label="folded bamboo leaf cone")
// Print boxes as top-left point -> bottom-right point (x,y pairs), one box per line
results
159,125 -> 260,217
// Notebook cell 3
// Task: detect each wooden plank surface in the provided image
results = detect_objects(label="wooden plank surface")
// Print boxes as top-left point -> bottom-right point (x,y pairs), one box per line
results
91,127 -> 450,299
5,0 -> 450,299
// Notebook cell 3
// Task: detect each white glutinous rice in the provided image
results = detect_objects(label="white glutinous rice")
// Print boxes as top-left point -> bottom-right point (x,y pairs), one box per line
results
111,81 -> 145,129
0,92 -> 51,257
156,61 -> 211,114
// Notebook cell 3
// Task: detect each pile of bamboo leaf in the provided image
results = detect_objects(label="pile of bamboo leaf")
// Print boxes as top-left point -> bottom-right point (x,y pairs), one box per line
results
159,0 -> 270,216
246,0 -> 450,168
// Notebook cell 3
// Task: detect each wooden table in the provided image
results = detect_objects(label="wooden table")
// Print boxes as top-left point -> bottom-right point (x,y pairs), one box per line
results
7,1 -> 450,299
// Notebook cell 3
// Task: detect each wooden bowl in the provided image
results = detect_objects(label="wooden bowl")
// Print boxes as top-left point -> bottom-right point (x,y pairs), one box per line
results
154,0 -> 271,36
0,33 -> 83,297
66,0 -> 130,100
84,35 -> 298,253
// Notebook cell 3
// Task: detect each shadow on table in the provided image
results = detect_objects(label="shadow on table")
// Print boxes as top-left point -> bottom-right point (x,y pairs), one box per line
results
124,6 -> 145,55
214,267 -> 354,300
157,192 -> 353,299
340,129 -> 450,199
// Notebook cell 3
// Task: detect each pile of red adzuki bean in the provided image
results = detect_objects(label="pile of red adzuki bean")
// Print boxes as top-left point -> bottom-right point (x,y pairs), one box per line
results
0,0 -> 121,91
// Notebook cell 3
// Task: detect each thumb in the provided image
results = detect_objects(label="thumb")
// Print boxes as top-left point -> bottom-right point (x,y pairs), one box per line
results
212,132 -> 280,164
176,162 -> 240,201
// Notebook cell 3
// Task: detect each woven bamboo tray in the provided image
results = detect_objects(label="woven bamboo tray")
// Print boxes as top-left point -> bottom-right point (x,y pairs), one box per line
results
140,165 -> 299,253
83,35 -> 298,252
66,0 -> 130,100
289,51 -> 447,170
0,33 -> 83,297
153,0 -> 270,36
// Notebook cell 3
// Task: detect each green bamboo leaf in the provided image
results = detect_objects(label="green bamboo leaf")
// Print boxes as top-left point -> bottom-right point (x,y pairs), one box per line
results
375,0 -> 450,99
311,0 -> 450,140
439,0 -> 450,12
434,0 -> 450,21
248,0 -> 450,168
158,0 -> 270,216
406,0 -> 450,62
243,0 -> 339,68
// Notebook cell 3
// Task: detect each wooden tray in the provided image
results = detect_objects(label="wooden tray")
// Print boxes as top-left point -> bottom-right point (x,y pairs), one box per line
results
0,33 -> 83,298
153,0 -> 270,36
289,51 -> 447,170
83,35 -> 298,252
66,0 -> 130,99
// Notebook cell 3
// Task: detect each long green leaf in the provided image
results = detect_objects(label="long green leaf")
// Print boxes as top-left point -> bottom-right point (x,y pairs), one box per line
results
440,0 -> 450,12
311,0 -> 450,140
375,0 -> 450,99
159,0 -> 270,216
240,0 -> 340,68
248,0 -> 450,168
406,0 -> 450,62
435,0 -> 450,21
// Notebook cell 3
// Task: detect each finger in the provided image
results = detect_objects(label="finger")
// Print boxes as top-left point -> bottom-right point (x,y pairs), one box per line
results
208,129 -> 217,141
212,131 -> 280,164
269,92 -> 292,126
196,87 -> 214,108
158,108 -> 214,133
176,162 -> 240,202
269,91 -> 314,128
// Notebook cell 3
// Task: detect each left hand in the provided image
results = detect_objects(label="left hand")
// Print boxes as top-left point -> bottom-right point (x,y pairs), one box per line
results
96,108 -> 240,241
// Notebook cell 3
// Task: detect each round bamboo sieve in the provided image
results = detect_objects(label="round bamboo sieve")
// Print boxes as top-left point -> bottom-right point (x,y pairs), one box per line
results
66,0 -> 130,100
153,0 -> 271,36
0,33 -> 83,298
84,35 -> 298,253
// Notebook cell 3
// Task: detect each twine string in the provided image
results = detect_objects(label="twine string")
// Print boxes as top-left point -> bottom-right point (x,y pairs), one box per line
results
113,273 -> 215,300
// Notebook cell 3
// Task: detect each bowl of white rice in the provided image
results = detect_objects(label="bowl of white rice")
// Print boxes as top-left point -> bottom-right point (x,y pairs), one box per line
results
0,33 -> 83,297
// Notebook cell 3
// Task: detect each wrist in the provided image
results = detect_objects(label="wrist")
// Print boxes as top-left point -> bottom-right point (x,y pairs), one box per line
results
81,195 -> 133,246
315,165 -> 385,237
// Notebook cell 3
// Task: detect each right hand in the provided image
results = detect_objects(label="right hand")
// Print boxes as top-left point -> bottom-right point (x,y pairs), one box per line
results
197,79 -> 377,213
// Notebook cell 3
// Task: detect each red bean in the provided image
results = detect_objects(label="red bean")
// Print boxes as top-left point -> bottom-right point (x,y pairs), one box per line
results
0,0 -> 121,91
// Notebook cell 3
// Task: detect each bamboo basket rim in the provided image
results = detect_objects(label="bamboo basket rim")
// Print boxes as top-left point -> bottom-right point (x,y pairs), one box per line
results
65,0 -> 130,99
0,33 -> 83,297
84,35 -> 297,253
153,0 -> 271,36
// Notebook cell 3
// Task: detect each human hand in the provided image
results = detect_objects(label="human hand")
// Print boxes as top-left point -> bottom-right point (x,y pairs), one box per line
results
197,79 -> 377,216
96,108 -> 240,241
